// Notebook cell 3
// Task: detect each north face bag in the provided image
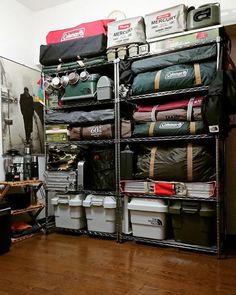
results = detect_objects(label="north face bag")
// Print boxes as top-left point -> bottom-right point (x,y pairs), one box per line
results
132,61 -> 216,95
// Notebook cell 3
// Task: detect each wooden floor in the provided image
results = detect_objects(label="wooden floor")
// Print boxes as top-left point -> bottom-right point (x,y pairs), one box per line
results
0,234 -> 236,295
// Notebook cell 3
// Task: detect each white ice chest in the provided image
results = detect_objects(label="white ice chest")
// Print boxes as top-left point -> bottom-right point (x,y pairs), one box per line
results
128,198 -> 168,239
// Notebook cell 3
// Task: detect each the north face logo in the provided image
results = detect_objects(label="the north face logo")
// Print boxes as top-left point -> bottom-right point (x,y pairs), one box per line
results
61,28 -> 85,41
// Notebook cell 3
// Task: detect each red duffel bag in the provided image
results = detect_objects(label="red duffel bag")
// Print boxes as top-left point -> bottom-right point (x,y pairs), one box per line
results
46,19 -> 114,44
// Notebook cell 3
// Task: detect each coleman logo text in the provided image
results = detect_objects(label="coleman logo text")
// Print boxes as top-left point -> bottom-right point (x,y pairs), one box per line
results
165,69 -> 188,80
61,28 -> 85,41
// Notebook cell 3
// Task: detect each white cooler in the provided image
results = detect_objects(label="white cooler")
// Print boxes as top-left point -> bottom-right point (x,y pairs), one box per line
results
83,195 -> 116,233
128,198 -> 168,239
51,194 -> 86,229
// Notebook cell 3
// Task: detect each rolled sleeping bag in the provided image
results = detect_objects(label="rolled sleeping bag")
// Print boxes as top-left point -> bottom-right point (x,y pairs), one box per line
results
68,120 -> 131,140
132,61 -> 216,95
133,107 -> 202,122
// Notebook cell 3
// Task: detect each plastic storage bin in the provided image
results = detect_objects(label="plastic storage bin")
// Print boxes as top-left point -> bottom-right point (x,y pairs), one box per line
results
0,200 -> 11,255
83,195 -> 116,233
51,194 -> 86,229
128,198 -> 168,239
169,201 -> 216,246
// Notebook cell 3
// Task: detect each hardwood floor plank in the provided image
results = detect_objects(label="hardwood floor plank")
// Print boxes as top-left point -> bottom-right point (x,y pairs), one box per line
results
0,234 -> 236,295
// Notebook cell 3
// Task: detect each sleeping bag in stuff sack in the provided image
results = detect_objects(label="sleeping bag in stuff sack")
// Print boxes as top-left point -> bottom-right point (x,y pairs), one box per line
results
133,121 -> 206,137
40,34 -> 108,66
131,61 -> 216,95
133,107 -> 202,122
46,19 -> 114,44
135,144 -> 215,182
68,120 -> 132,140
45,109 -> 114,125
131,44 -> 217,74
89,149 -> 115,190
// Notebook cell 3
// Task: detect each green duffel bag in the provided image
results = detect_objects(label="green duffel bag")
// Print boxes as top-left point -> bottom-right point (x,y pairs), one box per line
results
133,121 -> 206,137
132,61 -> 216,95
131,44 -> 217,74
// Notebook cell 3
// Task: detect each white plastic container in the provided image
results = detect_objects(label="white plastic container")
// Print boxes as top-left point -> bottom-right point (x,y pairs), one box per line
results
83,195 -> 116,233
128,198 -> 168,239
51,194 -> 86,229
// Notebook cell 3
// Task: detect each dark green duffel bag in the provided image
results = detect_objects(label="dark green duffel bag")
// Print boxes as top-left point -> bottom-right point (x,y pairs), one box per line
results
131,44 -> 217,74
135,144 -> 215,182
133,121 -> 206,137
132,61 -> 216,95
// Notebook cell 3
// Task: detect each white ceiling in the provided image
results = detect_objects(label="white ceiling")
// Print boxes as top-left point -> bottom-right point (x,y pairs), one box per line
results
16,0 -> 74,11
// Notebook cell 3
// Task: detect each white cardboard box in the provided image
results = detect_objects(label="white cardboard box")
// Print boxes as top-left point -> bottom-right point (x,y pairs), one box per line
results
128,198 -> 168,239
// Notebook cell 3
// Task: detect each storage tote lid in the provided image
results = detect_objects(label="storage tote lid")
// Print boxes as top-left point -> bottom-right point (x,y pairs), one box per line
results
83,194 -> 116,208
128,198 -> 168,212
97,76 -> 114,88
69,194 -> 84,206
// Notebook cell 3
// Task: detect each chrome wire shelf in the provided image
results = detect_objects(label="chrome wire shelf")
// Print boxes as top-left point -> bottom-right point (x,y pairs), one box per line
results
56,227 -> 117,239
46,139 -> 115,145
46,99 -> 114,111
120,193 -> 216,202
121,235 -> 217,254
127,86 -> 209,101
120,134 -> 215,143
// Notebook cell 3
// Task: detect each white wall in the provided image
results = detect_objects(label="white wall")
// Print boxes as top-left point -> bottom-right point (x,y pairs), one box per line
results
0,0 -> 35,67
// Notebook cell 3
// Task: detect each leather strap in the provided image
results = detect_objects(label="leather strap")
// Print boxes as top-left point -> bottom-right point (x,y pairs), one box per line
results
187,97 -> 195,121
151,106 -> 158,121
187,143 -> 193,181
194,63 -> 202,85
190,122 -> 196,135
77,60 -> 85,67
154,71 -> 161,91
149,122 -> 156,137
57,64 -> 62,71
149,147 -> 157,179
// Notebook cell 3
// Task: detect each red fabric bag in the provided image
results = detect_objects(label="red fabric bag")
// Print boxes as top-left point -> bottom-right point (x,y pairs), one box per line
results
46,19 -> 114,44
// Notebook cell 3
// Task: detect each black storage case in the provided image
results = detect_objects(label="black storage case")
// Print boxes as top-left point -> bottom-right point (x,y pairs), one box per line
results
0,200 -> 11,255
169,201 -> 216,246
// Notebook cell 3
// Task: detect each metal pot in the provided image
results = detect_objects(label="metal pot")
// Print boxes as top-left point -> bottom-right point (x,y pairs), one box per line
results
51,76 -> 62,89
80,70 -> 90,81
68,72 -> 80,85
44,80 -> 54,95
61,75 -> 69,88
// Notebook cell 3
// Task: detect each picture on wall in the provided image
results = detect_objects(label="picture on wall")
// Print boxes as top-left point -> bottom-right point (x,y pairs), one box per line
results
0,56 -> 44,155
